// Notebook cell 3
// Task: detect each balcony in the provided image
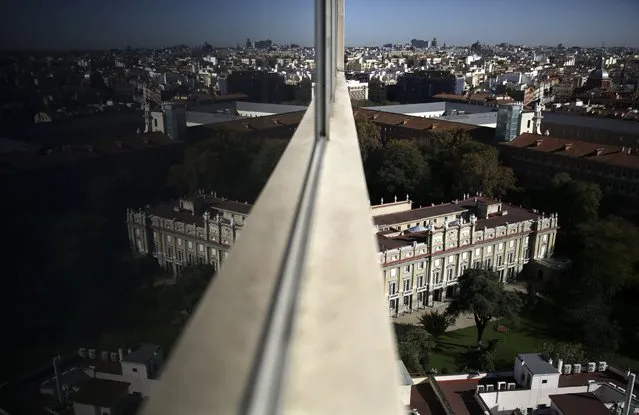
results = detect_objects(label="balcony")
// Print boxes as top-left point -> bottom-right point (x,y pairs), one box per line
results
140,0 -> 405,414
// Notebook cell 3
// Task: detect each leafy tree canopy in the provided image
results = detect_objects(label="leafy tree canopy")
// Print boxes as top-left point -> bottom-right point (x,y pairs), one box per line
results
447,268 -> 523,345
354,117 -> 382,162
377,139 -> 428,197
551,173 -> 602,229
395,324 -> 435,374
418,309 -> 453,339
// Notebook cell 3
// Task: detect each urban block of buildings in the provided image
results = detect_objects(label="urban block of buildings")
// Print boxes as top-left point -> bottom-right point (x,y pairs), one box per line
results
39,344 -> 164,415
371,195 -> 558,315
126,195 -> 251,275
128,194 -> 559,317
409,353 -> 638,415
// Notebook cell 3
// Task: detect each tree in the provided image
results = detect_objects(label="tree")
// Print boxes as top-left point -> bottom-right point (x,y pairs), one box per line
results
376,139 -> 428,196
175,264 -> 216,315
551,173 -> 602,229
394,324 -> 436,374
354,117 -> 381,162
542,342 -> 588,364
418,310 -> 453,340
447,268 -> 523,346
454,144 -> 517,198
570,216 -> 639,299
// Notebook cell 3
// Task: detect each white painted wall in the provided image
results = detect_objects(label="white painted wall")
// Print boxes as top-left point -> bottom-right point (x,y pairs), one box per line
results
400,384 -> 412,406
403,110 -> 446,118
93,365 -> 158,398
478,385 -> 595,413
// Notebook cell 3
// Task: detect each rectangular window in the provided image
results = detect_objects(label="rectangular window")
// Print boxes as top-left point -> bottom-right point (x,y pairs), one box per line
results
461,264 -> 467,274
497,255 -> 503,266
418,261 -> 425,269
473,261 -> 481,268
177,238 -> 182,246
390,268 -> 397,278
498,242 -> 503,250
448,256 -> 454,264
509,240 -> 514,248
486,246 -> 492,254
188,240 -> 193,249
389,282 -> 396,295
177,250 -> 183,261
166,235 -> 172,243
404,264 -> 411,272
462,252 -> 468,260
508,252 -> 514,263
403,296 -> 410,306
166,246 -> 173,258
418,276 -> 424,287
403,279 -> 411,291
446,268 -> 454,280
433,271 -> 440,283
198,244 -> 204,252
485,258 -> 492,268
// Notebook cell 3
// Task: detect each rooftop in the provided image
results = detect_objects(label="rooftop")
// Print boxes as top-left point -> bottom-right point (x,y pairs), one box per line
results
410,382 -> 446,415
503,133 -> 639,170
518,353 -> 558,375
550,392 -> 611,415
122,344 -> 161,365
0,131 -> 175,173
145,196 -> 252,227
70,378 -> 130,407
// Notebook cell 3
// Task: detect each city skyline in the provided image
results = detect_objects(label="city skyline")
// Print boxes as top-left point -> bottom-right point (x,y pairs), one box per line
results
1,0 -> 639,50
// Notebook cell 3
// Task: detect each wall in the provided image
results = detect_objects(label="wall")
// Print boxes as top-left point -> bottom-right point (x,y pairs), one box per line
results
370,200 -> 412,217
478,385 -> 593,413
400,384 -> 411,406
434,371 -> 514,382
73,403 -> 113,415
95,369 -> 158,397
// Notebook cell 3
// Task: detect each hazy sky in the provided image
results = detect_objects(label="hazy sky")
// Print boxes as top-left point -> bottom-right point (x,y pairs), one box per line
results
1,0 -> 638,50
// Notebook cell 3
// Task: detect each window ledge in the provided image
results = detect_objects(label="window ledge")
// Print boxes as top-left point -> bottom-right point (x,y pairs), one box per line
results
141,73 -> 404,415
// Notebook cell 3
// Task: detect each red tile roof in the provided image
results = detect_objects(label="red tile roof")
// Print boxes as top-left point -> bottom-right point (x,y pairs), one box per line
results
410,382 -> 446,415
549,393 -> 610,415
503,133 -> 639,170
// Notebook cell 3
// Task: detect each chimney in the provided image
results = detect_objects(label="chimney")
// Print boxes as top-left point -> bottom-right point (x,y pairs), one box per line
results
563,143 -> 573,151
622,146 -> 626,153
535,139 -> 544,146
118,348 -> 124,361
595,147 -> 604,156
557,359 -> 564,374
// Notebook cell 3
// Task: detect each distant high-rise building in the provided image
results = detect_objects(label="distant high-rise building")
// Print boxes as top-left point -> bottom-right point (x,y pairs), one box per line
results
495,103 -> 523,142
245,38 -> 252,49
431,37 -> 438,48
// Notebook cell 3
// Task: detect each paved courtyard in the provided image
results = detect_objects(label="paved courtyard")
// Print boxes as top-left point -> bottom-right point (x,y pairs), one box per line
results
391,282 -> 528,331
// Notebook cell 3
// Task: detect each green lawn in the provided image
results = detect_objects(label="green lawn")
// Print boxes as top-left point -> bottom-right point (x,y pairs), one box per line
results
428,315 -> 639,374
428,317 -> 553,373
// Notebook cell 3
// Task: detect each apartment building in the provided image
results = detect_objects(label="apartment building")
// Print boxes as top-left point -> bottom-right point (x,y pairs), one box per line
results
500,133 -> 639,200
372,195 -> 558,316
126,194 -> 251,276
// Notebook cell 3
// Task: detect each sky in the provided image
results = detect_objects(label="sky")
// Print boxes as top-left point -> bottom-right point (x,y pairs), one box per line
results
1,0 -> 638,50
